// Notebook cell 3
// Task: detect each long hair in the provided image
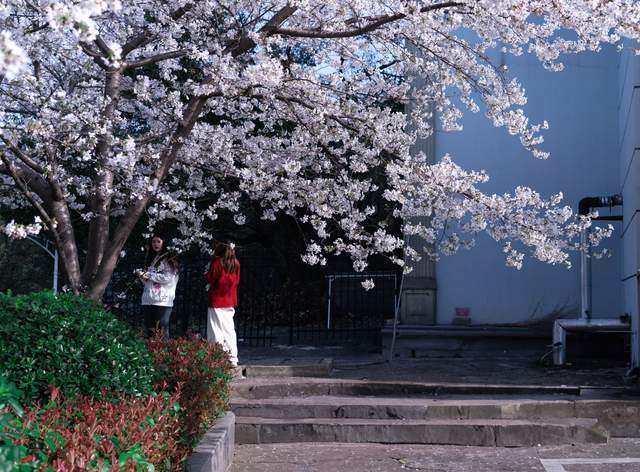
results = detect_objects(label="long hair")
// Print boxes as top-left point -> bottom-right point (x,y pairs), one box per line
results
144,234 -> 179,272
214,240 -> 238,273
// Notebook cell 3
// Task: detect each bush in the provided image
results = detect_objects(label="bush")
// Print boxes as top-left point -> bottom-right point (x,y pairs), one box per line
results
0,290 -> 155,402
147,334 -> 233,461
0,376 -> 31,470
1,377 -> 181,471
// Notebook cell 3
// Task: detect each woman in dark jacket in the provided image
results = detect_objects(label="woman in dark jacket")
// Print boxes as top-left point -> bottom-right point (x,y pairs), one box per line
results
206,240 -> 240,366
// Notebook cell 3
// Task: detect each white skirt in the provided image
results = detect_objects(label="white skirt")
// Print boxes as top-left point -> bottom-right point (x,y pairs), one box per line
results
207,307 -> 238,366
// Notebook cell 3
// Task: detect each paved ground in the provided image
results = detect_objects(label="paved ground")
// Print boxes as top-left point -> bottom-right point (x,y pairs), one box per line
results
330,357 -> 631,387
240,347 -> 632,387
232,439 -> 640,472
232,349 -> 639,471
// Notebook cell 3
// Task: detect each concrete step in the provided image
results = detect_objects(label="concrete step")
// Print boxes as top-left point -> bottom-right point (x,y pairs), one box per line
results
231,396 -> 590,421
235,416 -> 608,446
232,379 -> 581,400
231,396 -> 640,437
241,358 -> 332,378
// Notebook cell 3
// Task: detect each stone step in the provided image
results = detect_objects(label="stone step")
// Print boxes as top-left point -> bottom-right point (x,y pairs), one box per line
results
241,358 -> 332,378
232,379 -> 581,400
231,396 -> 589,421
235,416 -> 608,446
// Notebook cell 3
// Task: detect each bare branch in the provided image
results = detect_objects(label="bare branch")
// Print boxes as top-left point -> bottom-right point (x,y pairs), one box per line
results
125,48 -> 191,69
134,131 -> 171,145
1,137 -> 45,173
0,160 -> 50,199
0,151 -> 55,230
82,69 -> 124,284
94,36 -> 113,57
79,42 -> 110,69
273,2 -> 463,39
121,3 -> 195,55
225,5 -> 298,57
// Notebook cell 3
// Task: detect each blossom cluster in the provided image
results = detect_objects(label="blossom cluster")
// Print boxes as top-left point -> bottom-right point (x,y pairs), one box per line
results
3,217 -> 42,239
0,0 -> 637,285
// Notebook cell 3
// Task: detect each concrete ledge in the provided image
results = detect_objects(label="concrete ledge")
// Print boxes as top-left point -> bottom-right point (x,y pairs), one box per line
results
381,325 -> 549,338
243,358 -> 333,378
235,416 -> 608,446
233,380 -> 582,399
188,411 -> 235,472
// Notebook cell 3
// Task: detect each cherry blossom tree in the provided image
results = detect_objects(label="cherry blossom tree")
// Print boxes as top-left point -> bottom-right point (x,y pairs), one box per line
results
0,1 -> 638,300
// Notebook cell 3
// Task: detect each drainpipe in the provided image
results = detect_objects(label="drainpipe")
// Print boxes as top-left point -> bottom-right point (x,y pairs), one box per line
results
578,194 -> 623,320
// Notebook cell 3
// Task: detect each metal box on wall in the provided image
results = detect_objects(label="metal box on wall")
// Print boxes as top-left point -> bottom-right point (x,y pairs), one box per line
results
401,288 -> 436,325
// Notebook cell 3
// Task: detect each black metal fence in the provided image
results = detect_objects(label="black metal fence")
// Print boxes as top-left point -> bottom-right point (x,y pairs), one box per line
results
104,245 -> 398,348
292,272 -> 397,345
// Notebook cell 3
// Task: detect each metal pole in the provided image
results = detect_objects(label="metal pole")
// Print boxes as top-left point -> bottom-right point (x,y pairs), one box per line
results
326,276 -> 333,330
25,236 -> 58,294
53,250 -> 59,294
580,228 -> 591,320
388,272 -> 405,362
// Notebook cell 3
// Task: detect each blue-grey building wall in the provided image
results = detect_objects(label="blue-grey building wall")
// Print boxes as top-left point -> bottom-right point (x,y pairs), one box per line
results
434,46 -> 623,325
618,45 -> 640,366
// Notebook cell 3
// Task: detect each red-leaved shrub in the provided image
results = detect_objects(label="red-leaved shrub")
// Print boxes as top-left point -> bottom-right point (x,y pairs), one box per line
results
6,385 -> 181,471
2,336 -> 233,471
147,334 -> 233,461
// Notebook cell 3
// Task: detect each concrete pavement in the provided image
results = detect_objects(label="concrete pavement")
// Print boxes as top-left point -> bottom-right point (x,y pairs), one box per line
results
232,438 -> 640,471
230,353 -> 640,471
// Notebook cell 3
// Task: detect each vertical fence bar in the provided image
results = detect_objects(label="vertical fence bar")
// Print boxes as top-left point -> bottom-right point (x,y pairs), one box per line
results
326,276 -> 333,330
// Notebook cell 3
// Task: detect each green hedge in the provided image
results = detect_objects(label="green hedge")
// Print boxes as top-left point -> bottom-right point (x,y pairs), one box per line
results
0,291 -> 155,401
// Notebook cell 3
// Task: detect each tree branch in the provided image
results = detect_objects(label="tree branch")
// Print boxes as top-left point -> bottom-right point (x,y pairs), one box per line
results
272,2 -> 464,39
94,36 -> 113,57
0,157 -> 51,200
225,5 -> 298,57
1,137 -> 45,173
82,69 -> 123,285
79,42 -> 110,69
86,87 -> 209,300
0,151 -> 60,248
125,48 -> 191,69
121,4 -> 196,55
1,146 -> 83,291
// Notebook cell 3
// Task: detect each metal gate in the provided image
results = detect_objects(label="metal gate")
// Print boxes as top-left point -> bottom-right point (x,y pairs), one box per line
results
292,272 -> 397,345
105,247 -> 397,348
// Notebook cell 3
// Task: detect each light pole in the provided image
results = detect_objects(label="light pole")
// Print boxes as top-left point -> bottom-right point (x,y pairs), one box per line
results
25,236 -> 59,294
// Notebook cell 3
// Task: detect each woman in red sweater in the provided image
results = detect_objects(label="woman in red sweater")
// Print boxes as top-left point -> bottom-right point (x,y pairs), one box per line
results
206,241 -> 241,366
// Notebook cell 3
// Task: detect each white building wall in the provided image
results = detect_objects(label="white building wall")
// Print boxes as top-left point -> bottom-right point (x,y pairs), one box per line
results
618,45 -> 640,367
434,47 -> 622,325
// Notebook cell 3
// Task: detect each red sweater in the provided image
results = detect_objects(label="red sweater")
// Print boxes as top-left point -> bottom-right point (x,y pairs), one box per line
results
206,257 -> 240,308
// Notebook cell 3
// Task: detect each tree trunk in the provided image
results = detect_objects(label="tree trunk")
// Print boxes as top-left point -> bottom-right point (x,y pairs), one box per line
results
49,201 -> 82,294
84,197 -> 149,301
83,71 -> 122,286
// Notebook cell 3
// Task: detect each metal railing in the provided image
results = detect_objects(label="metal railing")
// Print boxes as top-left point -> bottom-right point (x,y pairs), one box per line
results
104,248 -> 397,348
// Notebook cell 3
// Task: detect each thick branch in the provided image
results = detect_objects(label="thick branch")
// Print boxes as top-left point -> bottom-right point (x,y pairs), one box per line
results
79,42 -> 110,69
0,157 -> 53,203
1,137 -> 45,173
225,5 -> 298,57
82,70 -> 123,285
0,151 -> 81,292
125,48 -> 191,69
85,92 -> 208,300
94,36 -> 113,57
0,152 -> 55,228
0,157 -> 52,202
272,2 -> 464,39
121,4 -> 195,55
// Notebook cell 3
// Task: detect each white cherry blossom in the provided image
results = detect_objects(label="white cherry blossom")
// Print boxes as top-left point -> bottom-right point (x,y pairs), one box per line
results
0,0 -> 637,298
